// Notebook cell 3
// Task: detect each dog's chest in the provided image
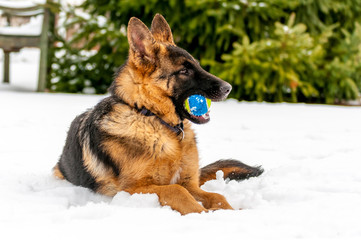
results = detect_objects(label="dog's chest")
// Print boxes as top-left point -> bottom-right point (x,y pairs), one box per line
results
151,135 -> 196,186
150,160 -> 182,185
169,167 -> 182,184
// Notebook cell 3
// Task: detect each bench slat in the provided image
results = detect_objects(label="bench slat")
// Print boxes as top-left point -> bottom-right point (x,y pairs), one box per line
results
0,9 -> 44,17
0,35 -> 40,50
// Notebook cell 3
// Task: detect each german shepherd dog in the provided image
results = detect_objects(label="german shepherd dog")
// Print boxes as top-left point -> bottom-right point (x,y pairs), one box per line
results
53,14 -> 263,214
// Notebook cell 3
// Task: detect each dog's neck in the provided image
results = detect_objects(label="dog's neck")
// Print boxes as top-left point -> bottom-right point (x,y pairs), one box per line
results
110,65 -> 182,127
110,93 -> 185,140
135,105 -> 185,140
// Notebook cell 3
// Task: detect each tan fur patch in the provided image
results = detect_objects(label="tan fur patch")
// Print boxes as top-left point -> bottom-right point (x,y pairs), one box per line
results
82,132 -> 112,178
52,164 -> 64,180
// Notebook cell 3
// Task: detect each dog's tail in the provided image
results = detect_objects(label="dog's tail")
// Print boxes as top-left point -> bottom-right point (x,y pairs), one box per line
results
199,159 -> 264,186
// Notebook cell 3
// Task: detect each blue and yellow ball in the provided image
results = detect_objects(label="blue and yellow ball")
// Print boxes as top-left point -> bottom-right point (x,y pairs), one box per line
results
184,95 -> 211,116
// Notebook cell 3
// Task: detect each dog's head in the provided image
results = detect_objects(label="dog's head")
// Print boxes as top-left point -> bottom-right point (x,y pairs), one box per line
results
112,14 -> 231,125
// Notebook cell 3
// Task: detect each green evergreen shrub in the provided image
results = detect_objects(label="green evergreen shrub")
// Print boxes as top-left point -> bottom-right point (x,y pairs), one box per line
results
50,0 -> 361,104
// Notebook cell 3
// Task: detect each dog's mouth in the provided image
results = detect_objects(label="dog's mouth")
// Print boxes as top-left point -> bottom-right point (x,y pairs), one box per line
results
188,112 -> 211,124
178,92 -> 229,124
184,105 -> 211,124
182,94 -> 210,124
173,80 -> 232,124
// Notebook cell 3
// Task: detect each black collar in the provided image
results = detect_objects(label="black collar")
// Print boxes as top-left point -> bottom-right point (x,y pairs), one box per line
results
112,96 -> 184,140
136,106 -> 185,140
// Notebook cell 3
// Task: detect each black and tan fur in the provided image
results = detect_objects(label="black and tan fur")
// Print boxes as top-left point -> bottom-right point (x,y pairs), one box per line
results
53,14 -> 263,214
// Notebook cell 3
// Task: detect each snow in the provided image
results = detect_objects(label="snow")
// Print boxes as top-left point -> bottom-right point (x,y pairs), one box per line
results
0,14 -> 42,36
0,0 -> 45,36
1,48 -> 361,239
0,0 -> 45,9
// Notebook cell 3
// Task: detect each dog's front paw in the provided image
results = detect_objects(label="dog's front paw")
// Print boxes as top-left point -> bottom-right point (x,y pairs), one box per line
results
202,192 -> 233,210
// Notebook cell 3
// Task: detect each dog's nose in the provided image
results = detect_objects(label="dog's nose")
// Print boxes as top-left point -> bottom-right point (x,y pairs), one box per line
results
220,83 -> 232,95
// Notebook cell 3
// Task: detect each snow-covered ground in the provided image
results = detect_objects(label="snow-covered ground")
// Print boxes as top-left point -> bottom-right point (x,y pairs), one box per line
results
1,48 -> 361,239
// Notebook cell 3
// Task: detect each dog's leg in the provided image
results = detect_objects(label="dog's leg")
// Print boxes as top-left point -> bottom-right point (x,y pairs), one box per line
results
126,184 -> 207,215
186,185 -> 233,210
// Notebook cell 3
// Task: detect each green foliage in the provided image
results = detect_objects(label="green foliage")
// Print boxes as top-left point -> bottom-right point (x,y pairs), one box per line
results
50,0 -> 361,104
207,13 -> 361,103
206,13 -> 321,102
50,5 -> 128,93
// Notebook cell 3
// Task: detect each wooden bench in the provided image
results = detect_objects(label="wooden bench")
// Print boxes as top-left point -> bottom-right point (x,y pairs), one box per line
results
0,1 -> 50,91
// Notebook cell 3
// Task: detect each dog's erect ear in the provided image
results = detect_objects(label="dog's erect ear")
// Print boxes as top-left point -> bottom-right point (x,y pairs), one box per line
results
127,17 -> 156,61
151,14 -> 175,45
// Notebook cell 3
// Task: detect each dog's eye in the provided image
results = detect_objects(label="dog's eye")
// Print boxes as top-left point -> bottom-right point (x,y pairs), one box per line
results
179,68 -> 189,75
